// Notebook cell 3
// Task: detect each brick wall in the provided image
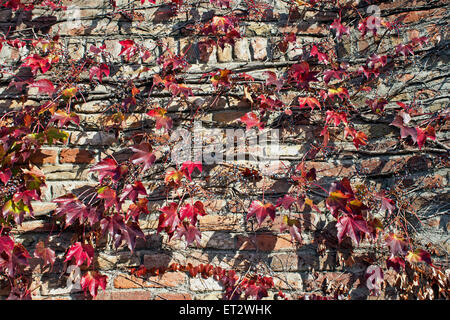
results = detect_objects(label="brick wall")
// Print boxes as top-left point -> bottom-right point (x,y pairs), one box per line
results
0,0 -> 448,300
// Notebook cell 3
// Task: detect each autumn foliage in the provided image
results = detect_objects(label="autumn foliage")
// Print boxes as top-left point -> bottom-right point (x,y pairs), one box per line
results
0,0 -> 448,300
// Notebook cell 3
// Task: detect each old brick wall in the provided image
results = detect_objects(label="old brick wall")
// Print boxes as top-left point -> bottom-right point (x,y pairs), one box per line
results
0,0 -> 448,300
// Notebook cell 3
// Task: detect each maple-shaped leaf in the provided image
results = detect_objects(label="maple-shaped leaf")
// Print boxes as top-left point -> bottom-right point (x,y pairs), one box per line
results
365,265 -> 384,296
179,201 -> 207,225
330,18 -> 349,38
50,110 -> 80,127
327,87 -> 349,101
366,98 -> 388,114
395,44 -> 414,56
130,142 -> 156,171
158,202 -> 180,234
275,195 -> 297,210
210,16 -> 235,33
89,63 -> 110,83
263,71 -> 284,92
174,222 -> 202,246
386,256 -> 405,273
146,107 -> 173,131
325,110 -> 348,126
0,241 -> 30,278
64,242 -> 94,267
247,200 -> 276,226
0,168 -> 12,185
119,181 -> 147,202
385,233 -> 408,256
405,249 -> 432,265
390,111 -> 418,143
164,168 -> 185,186
326,190 -> 352,218
298,97 -> 320,110
378,193 -> 395,216
336,214 -> 369,245
180,161 -> 202,181
280,215 -> 302,243
80,271 -> 107,298
323,69 -> 343,84
97,186 -> 121,212
34,241 -> 56,268
119,222 -> 145,252
211,69 -> 232,89
310,45 -> 329,64
22,54 -> 51,74
367,218 -> 384,241
119,40 -> 137,60
344,127 -> 368,150
61,87 -> 78,99
126,198 -> 149,221
288,61 -> 318,89
90,158 -> 128,184
53,194 -> 91,226
416,125 -> 436,149
2,199 -> 31,225
29,79 -> 55,96
239,112 -> 264,130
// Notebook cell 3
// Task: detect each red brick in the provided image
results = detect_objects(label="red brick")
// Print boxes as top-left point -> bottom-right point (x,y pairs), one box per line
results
236,234 -> 294,251
198,215 -> 242,231
154,293 -> 192,300
95,290 -> 152,300
30,149 -> 57,165
59,148 -> 95,164
113,272 -> 186,289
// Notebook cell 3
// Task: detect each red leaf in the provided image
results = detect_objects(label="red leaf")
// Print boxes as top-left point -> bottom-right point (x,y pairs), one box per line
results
29,79 -> 55,95
89,63 -> 110,83
22,54 -> 51,74
50,109 -> 80,127
385,233 -> 408,256
405,249 -> 432,265
298,96 -> 320,110
179,201 -> 206,225
247,200 -> 276,226
239,112 -> 264,130
0,168 -> 12,185
119,181 -> 147,202
90,158 -> 128,184
180,161 -> 202,181
34,241 -> 55,267
119,40 -> 137,60
275,195 -> 297,210
336,215 -> 369,245
416,125 -> 436,149
310,45 -> 329,64
158,202 -> 180,234
80,271 -> 107,298
146,107 -> 173,131
174,223 -> 202,246
97,186 -> 120,211
263,71 -> 284,92
64,242 -> 94,267
330,18 -> 349,38
130,142 -> 156,171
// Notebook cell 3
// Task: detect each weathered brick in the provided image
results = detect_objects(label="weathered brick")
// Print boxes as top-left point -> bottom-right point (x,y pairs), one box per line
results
113,272 -> 186,289
236,234 -> 294,251
30,149 -> 58,165
60,148 -> 96,164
